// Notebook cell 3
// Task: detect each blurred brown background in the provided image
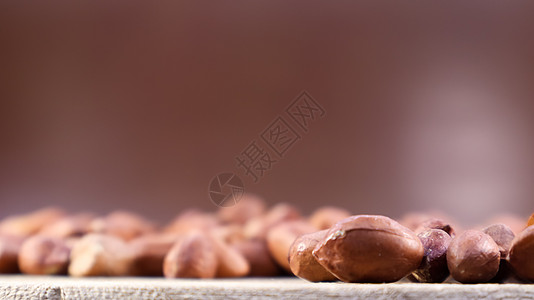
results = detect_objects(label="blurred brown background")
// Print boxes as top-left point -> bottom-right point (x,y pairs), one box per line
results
1,1 -> 534,225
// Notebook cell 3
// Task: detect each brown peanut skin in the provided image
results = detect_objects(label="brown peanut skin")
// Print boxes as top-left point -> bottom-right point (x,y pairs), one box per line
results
129,234 -> 179,276
527,214 -> 534,228
509,225 -> 534,282
288,230 -> 337,282
313,215 -> 424,283
447,230 -> 500,283
482,223 -> 515,283
0,235 -> 24,273
232,239 -> 283,277
163,233 -> 217,279
409,229 -> 451,283
482,224 -> 515,258
266,220 -> 315,272
208,233 -> 250,278
18,235 -> 71,275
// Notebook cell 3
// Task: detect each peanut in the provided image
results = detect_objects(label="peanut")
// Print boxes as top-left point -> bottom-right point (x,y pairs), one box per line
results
68,234 -> 135,276
208,233 -> 249,278
509,225 -> 534,282
129,233 -> 179,276
482,224 -> 515,258
18,235 -> 71,275
447,230 -> 500,283
232,239 -> 282,277
288,230 -> 337,282
0,235 -> 24,273
163,232 -> 217,279
313,215 -> 424,283
409,229 -> 451,283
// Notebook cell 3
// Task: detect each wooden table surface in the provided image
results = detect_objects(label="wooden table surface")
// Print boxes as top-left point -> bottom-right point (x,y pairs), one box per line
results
0,276 -> 533,300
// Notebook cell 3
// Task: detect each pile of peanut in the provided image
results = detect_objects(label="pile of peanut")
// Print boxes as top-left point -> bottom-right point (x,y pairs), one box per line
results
0,195 -> 533,284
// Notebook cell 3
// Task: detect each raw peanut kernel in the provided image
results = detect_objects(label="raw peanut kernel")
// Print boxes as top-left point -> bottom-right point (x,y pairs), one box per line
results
0,235 -> 24,273
482,224 -> 515,258
129,233 -> 179,276
208,232 -> 249,278
447,230 -> 500,283
18,235 -> 71,275
232,239 -> 282,277
313,215 -> 424,283
409,229 -> 451,283
289,230 -> 337,282
163,232 -> 217,279
482,224 -> 515,282
509,225 -> 534,282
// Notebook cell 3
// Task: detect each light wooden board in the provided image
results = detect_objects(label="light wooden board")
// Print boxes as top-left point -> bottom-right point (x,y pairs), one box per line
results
0,276 -> 533,300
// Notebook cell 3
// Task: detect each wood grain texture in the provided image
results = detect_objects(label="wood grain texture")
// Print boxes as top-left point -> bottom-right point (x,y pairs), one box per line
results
0,276 -> 533,299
